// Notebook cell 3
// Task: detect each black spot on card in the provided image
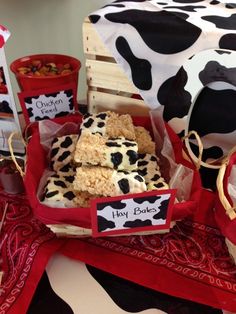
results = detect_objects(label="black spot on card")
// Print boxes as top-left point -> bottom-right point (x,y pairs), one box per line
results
116,36 -> 152,90
68,97 -> 74,111
153,199 -> 169,220
134,196 -> 161,204
97,201 -> 126,211
124,219 -> 152,228
98,216 -> 116,232
35,116 -> 50,121
64,89 -> 73,98
25,96 -> 39,104
27,107 -> 34,118
61,136 -> 73,148
45,92 -> 59,98
202,14 -> 236,30
106,10 -> 201,54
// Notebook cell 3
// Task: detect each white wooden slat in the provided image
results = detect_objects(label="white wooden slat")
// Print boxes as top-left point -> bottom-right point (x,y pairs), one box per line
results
83,19 -> 112,58
86,59 -> 139,94
88,90 -> 149,116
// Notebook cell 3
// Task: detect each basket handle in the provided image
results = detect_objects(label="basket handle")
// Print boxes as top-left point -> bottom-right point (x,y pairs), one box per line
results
216,146 -> 236,220
182,48 -> 236,169
8,132 -> 26,177
182,130 -> 203,170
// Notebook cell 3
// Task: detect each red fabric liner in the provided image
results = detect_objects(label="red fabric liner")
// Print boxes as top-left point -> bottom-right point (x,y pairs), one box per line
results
0,191 -> 66,314
60,189 -> 236,312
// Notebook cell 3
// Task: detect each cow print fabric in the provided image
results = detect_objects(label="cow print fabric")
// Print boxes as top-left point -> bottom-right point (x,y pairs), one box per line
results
90,0 -> 236,189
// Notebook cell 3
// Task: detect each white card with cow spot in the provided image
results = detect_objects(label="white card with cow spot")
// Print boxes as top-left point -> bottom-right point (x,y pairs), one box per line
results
18,83 -> 77,124
91,189 -> 176,237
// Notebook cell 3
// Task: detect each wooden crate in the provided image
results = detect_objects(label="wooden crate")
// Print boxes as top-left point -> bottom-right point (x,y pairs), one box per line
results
82,18 -> 149,116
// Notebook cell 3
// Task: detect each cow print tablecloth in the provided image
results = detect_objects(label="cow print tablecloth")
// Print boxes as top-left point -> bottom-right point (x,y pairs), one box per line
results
89,0 -> 236,109
89,0 -> 236,190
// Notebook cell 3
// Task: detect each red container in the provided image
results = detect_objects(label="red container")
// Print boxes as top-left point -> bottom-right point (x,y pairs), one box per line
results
10,54 -> 81,94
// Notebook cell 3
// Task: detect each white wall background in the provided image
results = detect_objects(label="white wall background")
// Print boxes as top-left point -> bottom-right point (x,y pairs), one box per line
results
0,0 -> 111,109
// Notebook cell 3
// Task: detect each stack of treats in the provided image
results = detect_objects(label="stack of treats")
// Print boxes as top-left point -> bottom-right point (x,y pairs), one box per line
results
42,111 -> 169,208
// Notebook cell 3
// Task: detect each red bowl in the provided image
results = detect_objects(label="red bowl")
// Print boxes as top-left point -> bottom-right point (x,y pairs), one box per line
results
10,54 -> 81,93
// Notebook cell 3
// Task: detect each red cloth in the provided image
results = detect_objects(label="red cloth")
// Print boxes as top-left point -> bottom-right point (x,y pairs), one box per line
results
60,190 -> 236,312
1,189 -> 236,313
0,191 -> 65,314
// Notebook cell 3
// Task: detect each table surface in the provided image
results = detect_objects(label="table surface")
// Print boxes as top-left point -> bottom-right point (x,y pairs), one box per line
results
27,253 -> 223,314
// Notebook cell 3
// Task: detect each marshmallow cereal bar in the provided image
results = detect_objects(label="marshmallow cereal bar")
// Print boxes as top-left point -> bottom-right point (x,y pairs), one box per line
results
74,132 -> 138,171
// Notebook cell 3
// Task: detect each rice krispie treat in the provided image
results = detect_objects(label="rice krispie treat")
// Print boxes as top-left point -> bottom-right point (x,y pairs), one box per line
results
73,166 -> 146,197
50,134 -> 78,171
134,126 -> 155,154
42,171 -> 100,208
137,153 -> 169,190
74,190 -> 102,208
74,132 -> 138,171
80,111 -> 136,140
